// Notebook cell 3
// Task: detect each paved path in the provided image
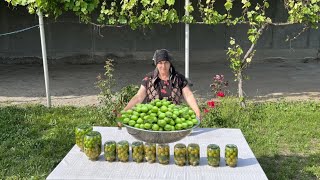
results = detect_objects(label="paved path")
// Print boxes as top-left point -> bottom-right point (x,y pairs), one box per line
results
1,59 -> 319,106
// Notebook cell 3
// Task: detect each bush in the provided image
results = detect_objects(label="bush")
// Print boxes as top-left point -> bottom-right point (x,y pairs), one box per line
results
95,59 -> 139,120
200,97 -> 248,128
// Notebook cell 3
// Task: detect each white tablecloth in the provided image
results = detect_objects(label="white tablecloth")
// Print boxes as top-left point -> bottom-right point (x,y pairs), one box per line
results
47,127 -> 267,180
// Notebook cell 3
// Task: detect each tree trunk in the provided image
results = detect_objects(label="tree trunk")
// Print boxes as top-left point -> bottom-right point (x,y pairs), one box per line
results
237,71 -> 246,107
237,71 -> 243,98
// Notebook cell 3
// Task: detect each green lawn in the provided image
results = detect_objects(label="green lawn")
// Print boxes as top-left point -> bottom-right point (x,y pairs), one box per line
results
0,101 -> 319,179
199,99 -> 320,179
0,105 -> 115,180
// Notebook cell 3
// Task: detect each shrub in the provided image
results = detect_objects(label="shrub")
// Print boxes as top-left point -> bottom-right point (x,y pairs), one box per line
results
95,59 -> 139,120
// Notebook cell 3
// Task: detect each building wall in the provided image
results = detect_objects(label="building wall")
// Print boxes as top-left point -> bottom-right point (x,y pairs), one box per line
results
0,0 -> 319,63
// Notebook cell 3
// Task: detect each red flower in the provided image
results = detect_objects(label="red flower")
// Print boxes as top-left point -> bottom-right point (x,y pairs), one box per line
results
204,108 -> 209,113
207,101 -> 215,108
216,91 -> 225,97
161,89 -> 167,94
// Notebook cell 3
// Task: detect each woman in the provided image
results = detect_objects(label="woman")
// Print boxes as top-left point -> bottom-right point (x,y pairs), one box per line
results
123,49 -> 201,120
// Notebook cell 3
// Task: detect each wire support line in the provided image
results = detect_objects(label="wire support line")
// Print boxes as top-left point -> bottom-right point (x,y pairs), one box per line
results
0,25 -> 39,37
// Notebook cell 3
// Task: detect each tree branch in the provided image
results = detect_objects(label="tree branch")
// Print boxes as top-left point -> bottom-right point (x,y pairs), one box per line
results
193,22 -> 205,24
193,21 -> 297,26
88,21 -> 125,28
241,23 -> 268,67
288,24 -> 309,42
50,20 -> 126,28
269,22 -> 294,26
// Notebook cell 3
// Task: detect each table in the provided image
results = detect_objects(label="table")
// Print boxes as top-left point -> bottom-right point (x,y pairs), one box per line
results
47,127 -> 268,180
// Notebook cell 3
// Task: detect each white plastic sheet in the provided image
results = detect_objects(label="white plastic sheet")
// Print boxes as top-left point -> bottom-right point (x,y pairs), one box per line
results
47,127 -> 267,180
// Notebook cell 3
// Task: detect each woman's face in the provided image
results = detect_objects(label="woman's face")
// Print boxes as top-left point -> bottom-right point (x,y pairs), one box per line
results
156,60 -> 171,74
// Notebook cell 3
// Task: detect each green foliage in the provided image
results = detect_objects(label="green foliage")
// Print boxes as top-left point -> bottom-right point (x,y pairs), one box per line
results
244,1 -> 271,43
6,0 -> 99,20
97,0 -> 179,29
5,0 -> 319,31
96,59 -> 115,103
6,0 -> 179,29
138,0 -> 179,27
227,38 -> 244,76
166,0 -> 175,6
114,85 -> 140,112
200,98 -> 248,128
198,0 -> 227,25
287,0 -> 320,29
63,0 -> 99,18
95,59 -> 139,118
224,0 -> 233,11
182,2 -> 195,24
98,1 -> 133,26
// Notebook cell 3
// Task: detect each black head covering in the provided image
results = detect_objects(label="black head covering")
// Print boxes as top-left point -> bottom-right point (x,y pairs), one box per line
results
152,49 -> 173,65
151,49 -> 177,85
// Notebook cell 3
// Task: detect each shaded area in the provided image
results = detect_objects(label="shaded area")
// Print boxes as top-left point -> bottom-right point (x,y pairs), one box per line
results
257,154 -> 320,180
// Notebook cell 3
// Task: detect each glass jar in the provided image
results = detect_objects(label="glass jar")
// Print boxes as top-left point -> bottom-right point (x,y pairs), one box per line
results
144,143 -> 156,163
207,144 -> 220,167
225,144 -> 238,167
157,144 -> 170,165
132,141 -> 144,163
187,143 -> 200,166
83,131 -> 101,161
104,141 -> 116,162
117,140 -> 129,162
75,125 -> 93,151
174,143 -> 187,166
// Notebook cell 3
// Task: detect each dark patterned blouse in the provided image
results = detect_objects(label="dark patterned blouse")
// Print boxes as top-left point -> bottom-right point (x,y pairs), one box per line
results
141,67 -> 188,104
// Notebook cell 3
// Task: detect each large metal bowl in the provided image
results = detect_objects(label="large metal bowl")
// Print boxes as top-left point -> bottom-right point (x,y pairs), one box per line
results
122,120 -> 200,144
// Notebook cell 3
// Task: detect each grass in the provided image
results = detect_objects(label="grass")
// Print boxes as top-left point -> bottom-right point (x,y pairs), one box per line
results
0,100 -> 319,179
200,98 -> 320,179
0,105 -> 116,179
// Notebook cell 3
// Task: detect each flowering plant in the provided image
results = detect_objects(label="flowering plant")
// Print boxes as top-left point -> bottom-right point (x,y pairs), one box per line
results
210,74 -> 228,98
203,100 -> 215,114
200,99 -> 225,127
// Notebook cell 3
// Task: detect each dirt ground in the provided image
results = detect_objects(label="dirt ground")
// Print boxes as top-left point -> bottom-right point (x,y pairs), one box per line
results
0,58 -> 319,106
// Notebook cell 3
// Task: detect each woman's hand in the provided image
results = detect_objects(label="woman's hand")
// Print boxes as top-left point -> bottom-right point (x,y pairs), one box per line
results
196,115 -> 202,122
116,113 -> 122,129
119,85 -> 147,129
182,86 -> 201,121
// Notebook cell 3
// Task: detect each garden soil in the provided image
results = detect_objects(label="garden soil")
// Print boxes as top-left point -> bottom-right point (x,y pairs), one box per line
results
1,58 -> 319,106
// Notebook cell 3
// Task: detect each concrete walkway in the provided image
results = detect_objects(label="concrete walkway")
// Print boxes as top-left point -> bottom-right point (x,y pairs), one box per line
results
0,59 -> 319,106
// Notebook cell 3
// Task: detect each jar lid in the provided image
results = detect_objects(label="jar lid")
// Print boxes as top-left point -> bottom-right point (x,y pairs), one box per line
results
118,140 -> 129,145
188,143 -> 199,148
174,143 -> 186,148
76,124 -> 92,130
226,144 -> 237,149
104,140 -> 116,146
132,141 -> 143,146
207,144 -> 220,149
86,131 -> 101,137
